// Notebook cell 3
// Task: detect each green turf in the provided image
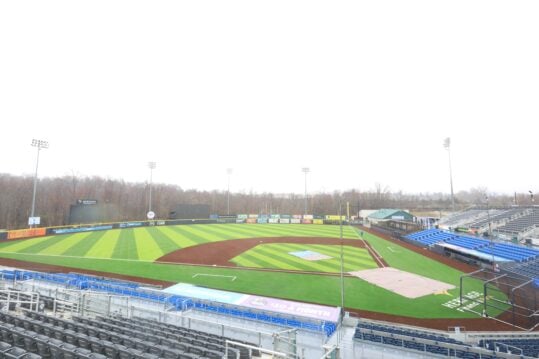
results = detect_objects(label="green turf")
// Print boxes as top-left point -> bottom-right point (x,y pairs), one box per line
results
0,224 -> 508,319
231,244 -> 378,273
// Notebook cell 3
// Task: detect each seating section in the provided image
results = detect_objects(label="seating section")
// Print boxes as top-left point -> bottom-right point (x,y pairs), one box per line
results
476,243 -> 539,263
469,208 -> 525,230
439,210 -> 490,227
496,208 -> 539,235
506,257 -> 539,279
480,338 -> 539,358
0,310 -> 256,358
1,269 -> 337,337
355,321 -> 499,359
405,229 -> 456,246
405,229 -> 539,262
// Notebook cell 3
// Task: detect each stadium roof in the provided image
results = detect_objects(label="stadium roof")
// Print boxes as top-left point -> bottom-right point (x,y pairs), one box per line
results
368,209 -> 412,220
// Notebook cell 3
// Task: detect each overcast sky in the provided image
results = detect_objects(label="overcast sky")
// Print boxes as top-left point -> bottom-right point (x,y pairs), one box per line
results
1,1 -> 537,195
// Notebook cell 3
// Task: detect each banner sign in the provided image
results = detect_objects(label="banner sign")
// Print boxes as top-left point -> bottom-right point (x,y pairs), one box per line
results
257,218 -> 268,224
7,227 -> 46,240
246,218 -> 257,224
119,222 -> 143,228
301,219 -> 313,224
237,214 -> 248,219
28,217 -> 40,226
313,219 -> 324,225
163,283 -> 340,322
303,214 -> 314,220
236,219 -> 246,223
77,199 -> 98,205
248,214 -> 259,219
52,225 -> 113,234
279,218 -> 290,224
270,214 -> 280,219
291,218 -> 301,224
325,215 -> 346,221
292,215 -> 302,219
268,218 -> 279,224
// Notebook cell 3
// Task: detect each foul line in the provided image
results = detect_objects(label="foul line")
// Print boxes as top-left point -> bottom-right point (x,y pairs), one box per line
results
192,273 -> 237,281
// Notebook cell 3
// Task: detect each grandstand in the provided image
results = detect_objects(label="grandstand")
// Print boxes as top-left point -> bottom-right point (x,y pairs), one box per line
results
404,229 -> 539,263
495,208 -> 539,240
438,209 -> 490,229
0,267 -> 341,358
354,318 -> 539,358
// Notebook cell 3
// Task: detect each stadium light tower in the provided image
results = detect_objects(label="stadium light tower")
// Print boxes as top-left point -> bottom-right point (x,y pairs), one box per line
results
302,167 -> 310,215
226,168 -> 233,215
30,139 -> 49,227
148,162 -> 156,213
443,138 -> 455,212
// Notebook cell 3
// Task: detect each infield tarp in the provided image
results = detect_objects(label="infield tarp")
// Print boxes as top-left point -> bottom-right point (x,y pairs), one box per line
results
163,283 -> 340,322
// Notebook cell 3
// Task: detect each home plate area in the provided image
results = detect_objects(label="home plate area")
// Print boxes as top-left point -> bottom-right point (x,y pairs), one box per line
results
349,267 -> 455,299
289,250 -> 332,261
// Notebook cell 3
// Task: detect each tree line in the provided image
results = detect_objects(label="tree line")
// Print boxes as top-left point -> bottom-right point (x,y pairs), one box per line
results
0,173 -> 532,230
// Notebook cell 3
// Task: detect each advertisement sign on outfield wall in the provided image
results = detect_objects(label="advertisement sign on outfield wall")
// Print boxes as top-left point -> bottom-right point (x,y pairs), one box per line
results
292,215 -> 302,219
52,225 -> 113,234
290,218 -> 301,224
248,214 -> 259,219
268,218 -> 279,224
236,219 -> 246,223
257,218 -> 268,224
301,219 -> 313,224
237,214 -> 248,219
7,228 -> 46,240
303,214 -> 314,220
279,218 -> 290,224
313,219 -> 324,225
246,218 -> 257,224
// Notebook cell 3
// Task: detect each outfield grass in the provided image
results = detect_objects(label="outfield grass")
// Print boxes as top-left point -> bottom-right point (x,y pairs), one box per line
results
0,224 -> 359,261
231,244 -> 377,273
0,224 -> 508,319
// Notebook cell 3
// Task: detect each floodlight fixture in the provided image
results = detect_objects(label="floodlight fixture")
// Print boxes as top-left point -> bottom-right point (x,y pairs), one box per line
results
29,138 -> 49,227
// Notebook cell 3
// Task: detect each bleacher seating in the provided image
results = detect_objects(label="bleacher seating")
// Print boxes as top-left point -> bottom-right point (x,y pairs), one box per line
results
1,269 -> 337,337
405,229 -> 539,262
354,321 -> 502,359
480,338 -> 539,358
506,257 -> 539,279
0,309 -> 256,359
496,208 -> 539,236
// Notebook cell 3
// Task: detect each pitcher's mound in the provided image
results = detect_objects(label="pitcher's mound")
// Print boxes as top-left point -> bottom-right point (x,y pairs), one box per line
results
349,267 -> 455,299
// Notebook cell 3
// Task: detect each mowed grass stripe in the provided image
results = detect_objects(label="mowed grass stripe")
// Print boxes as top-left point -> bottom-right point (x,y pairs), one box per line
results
0,235 -> 59,253
38,232 -> 93,255
231,256 -> 261,268
286,244 -> 377,268
252,245 -> 336,272
169,226 -> 213,244
196,224 -> 260,239
275,243 -> 374,269
86,230 -> 121,258
12,235 -> 71,254
217,224 -> 286,238
189,225 -> 239,241
146,227 -> 180,254
111,229 -> 138,259
63,231 -> 108,257
157,227 -> 199,249
254,244 -> 338,272
265,224 -> 354,238
263,224 -> 358,238
238,251 -> 300,271
134,228 -> 164,260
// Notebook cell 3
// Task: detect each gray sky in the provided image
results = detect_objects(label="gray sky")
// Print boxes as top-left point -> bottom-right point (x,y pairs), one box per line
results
1,1 -> 537,195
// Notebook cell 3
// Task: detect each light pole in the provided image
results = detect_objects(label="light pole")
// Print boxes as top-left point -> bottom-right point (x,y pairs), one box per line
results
529,190 -> 535,237
443,138 -> 455,212
302,167 -> 310,215
30,139 -> 49,227
147,162 -> 156,213
338,199 -> 345,344
226,168 -> 233,215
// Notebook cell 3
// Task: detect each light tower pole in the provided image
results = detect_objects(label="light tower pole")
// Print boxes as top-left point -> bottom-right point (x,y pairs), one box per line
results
444,138 -> 455,212
148,162 -> 156,213
302,167 -> 310,215
30,139 -> 49,227
226,168 -> 233,215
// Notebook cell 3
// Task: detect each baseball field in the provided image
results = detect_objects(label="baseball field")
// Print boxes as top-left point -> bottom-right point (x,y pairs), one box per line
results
0,224 -> 508,322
